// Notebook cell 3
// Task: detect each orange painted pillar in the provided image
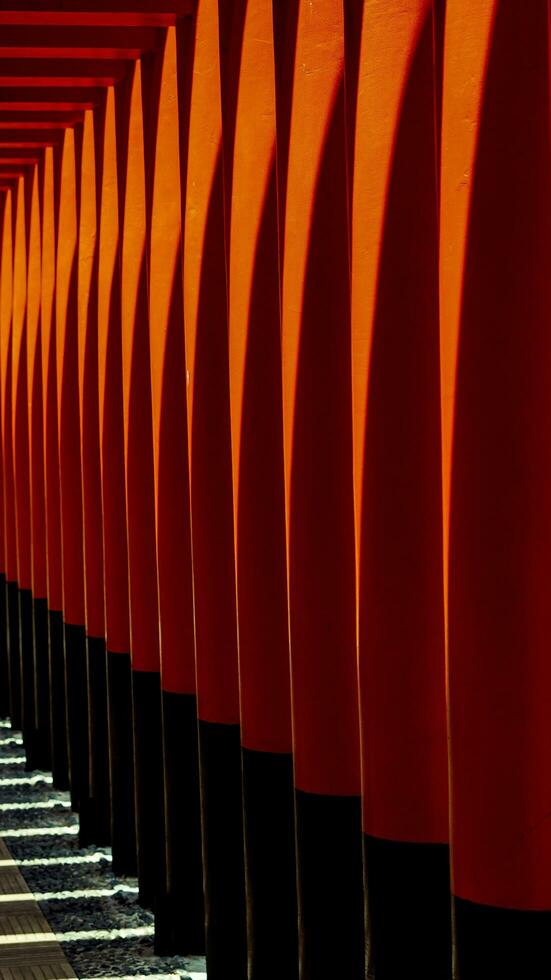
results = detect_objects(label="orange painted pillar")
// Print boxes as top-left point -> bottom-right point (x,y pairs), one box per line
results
55,126 -> 89,811
26,162 -> 51,770
40,144 -> 68,789
117,62 -> 164,911
440,2 -> 551,974
0,191 -> 7,722
180,7 -> 246,974
97,85 -> 136,876
77,106 -> 110,844
217,2 -> 297,976
0,188 -> 20,729
347,2 -> 450,976
273,2 -> 364,975
12,173 -> 36,762
144,24 -> 204,954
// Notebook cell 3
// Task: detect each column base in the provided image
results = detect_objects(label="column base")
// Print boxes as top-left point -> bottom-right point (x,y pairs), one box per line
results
49,609 -> 69,789
198,718 -> 247,980
85,635 -> 111,845
132,668 -> 165,908
64,622 -> 90,811
295,789 -> 365,980
106,650 -> 137,876
454,896 -> 551,979
364,835 -> 452,979
6,580 -> 22,731
242,746 -> 298,980
0,573 -> 9,719
155,690 -> 205,956
32,597 -> 52,771
19,588 -> 38,769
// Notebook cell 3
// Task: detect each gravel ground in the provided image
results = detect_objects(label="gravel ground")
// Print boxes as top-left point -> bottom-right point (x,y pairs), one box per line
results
0,720 -> 206,979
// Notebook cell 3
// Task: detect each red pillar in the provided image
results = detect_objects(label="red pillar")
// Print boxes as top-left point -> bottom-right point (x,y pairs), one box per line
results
12,174 -> 35,761
77,106 -> 110,843
0,188 -> 20,730
178,6 -> 246,972
217,2 -> 297,975
440,2 -> 551,974
272,2 -> 364,975
117,60 -> 165,911
347,2 -> 450,975
26,162 -> 51,769
97,84 -> 136,875
55,125 -> 88,811
144,24 -> 204,953
40,143 -> 67,788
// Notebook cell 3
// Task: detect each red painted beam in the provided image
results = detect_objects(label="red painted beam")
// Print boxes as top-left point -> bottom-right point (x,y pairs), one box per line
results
0,118 -> 83,128
0,25 -> 160,51
0,103 -> 95,111
0,110 -> 83,121
0,132 -> 64,145
0,57 -> 129,80
0,0 -> 192,21
0,87 -> 105,104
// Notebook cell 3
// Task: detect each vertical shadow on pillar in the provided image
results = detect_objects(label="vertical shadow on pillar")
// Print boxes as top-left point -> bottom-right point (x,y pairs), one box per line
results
64,622 -> 89,814
6,581 -> 22,730
85,635 -> 111,844
359,12 -> 451,980
32,596 -> 52,770
106,650 -> 137,875
155,690 -> 204,955
132,668 -> 164,908
49,608 -> 68,788
198,719 -> 246,980
0,574 -> 9,718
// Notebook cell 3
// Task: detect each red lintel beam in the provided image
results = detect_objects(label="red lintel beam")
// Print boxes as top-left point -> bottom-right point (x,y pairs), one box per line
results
0,57 -> 129,81
0,111 -> 84,122
0,102 -> 95,111
0,0 -> 192,23
0,25 -> 161,52
0,129 -> 64,139
0,119 -> 83,129
0,156 -> 40,163
0,87 -> 105,104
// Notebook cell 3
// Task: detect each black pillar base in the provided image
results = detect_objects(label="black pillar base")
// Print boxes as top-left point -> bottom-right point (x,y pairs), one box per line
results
242,747 -> 298,980
19,588 -> 39,769
295,789 -> 365,980
132,669 -> 165,909
154,691 -> 205,956
64,622 -> 90,812
32,597 -> 52,771
49,608 -> 69,789
198,718 -> 247,980
106,650 -> 137,876
454,897 -> 551,979
84,635 -> 111,845
6,580 -> 22,730
364,835 -> 452,979
0,573 -> 9,719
